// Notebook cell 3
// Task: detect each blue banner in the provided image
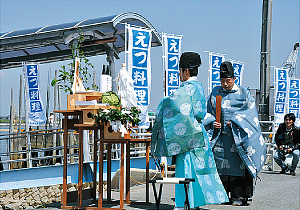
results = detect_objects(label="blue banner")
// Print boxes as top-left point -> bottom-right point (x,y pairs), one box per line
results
127,25 -> 152,127
209,52 -> 225,93
162,33 -> 182,96
274,68 -> 288,123
231,61 -> 244,86
288,79 -> 300,125
23,63 -> 46,126
209,53 -> 245,93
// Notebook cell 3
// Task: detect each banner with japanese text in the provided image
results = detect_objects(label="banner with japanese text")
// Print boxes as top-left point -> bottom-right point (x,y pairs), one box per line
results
208,52 -> 225,93
288,78 -> 300,126
162,33 -> 182,96
23,62 -> 46,126
274,68 -> 288,124
126,25 -> 152,127
231,60 -> 244,86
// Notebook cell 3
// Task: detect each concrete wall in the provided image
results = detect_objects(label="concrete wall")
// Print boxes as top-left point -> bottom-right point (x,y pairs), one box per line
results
0,156 -> 160,209
0,156 -> 158,191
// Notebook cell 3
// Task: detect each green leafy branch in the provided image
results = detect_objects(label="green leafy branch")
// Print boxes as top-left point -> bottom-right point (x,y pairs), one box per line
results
88,107 -> 141,127
51,32 -> 98,93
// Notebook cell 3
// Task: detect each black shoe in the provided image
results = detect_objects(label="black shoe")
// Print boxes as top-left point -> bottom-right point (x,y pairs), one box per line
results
242,201 -> 250,206
290,171 -> 296,176
241,198 -> 250,206
280,167 -> 288,174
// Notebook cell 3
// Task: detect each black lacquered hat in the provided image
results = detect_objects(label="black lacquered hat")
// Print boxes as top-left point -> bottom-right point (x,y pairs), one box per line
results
220,61 -> 234,78
179,52 -> 201,68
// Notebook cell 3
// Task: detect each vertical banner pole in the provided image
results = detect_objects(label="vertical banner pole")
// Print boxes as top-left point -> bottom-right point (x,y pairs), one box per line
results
162,32 -> 166,97
22,62 -> 32,168
23,62 -> 46,167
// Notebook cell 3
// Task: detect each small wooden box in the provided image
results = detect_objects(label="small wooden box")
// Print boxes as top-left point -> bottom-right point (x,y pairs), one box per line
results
67,92 -> 103,110
79,105 -> 116,125
103,123 -> 124,139
67,94 -> 86,110
81,109 -> 98,125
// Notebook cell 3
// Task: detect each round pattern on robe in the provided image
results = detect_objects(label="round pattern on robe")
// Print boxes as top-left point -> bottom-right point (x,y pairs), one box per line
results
247,146 -> 256,156
204,113 -> 212,119
259,135 -> 265,146
188,138 -> 201,148
215,174 -> 222,184
206,191 -> 214,203
211,97 -> 216,109
170,91 -> 179,100
174,123 -> 186,135
167,143 -> 181,155
195,101 -> 203,112
163,107 -> 173,119
221,159 -> 230,169
180,103 -> 192,115
244,128 -> 253,137
222,100 -> 231,109
194,157 -> 205,169
230,144 -> 238,152
204,175 -> 212,186
196,175 -> 203,187
216,191 -> 226,203
186,84 -> 196,96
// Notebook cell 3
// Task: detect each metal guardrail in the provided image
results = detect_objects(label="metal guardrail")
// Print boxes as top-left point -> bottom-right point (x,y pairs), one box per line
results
0,117 -> 276,171
0,127 -> 151,171
0,128 -> 65,170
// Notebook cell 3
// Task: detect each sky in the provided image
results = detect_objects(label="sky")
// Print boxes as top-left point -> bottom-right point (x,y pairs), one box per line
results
0,0 -> 299,117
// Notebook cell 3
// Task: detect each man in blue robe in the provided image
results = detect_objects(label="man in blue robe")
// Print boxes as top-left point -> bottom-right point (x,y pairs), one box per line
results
151,52 -> 228,209
204,61 -> 267,206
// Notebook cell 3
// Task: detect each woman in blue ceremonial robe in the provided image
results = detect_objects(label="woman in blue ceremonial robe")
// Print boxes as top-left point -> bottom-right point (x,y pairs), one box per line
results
151,52 -> 228,209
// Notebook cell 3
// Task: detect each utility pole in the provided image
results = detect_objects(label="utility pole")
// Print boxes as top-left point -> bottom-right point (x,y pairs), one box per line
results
259,0 -> 272,122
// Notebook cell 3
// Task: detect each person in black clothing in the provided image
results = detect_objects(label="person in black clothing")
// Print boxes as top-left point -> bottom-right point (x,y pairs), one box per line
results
0,157 -> 3,171
274,113 -> 300,176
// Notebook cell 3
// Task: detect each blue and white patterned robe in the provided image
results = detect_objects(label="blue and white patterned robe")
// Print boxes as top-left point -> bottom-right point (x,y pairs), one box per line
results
151,79 -> 228,207
204,85 -> 267,179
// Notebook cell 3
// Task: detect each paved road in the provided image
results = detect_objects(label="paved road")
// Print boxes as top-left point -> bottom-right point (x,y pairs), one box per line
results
44,166 -> 300,210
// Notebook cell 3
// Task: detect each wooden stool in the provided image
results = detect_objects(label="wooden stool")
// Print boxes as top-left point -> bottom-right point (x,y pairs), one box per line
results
149,177 -> 195,210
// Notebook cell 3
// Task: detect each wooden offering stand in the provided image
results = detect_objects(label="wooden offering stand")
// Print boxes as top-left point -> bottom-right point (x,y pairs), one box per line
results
55,92 -> 150,209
